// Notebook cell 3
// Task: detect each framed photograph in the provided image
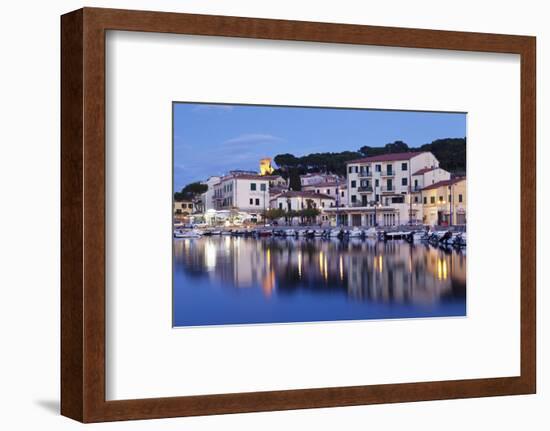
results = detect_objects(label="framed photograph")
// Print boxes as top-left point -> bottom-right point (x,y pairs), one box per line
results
61,7 -> 536,422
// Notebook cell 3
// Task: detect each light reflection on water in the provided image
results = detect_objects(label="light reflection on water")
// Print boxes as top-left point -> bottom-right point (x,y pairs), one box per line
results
173,237 -> 466,327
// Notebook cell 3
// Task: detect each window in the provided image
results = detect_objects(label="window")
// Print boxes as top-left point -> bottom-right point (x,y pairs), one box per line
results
439,196 -> 444,202
348,166 -> 353,174
316,189 -> 320,193
351,180 -> 357,188
430,196 -> 435,204
387,164 -> 393,174
391,196 -> 404,204
375,164 -> 381,172
351,195 -> 357,203
459,194 -> 463,203
255,198 -> 260,206
321,202 -> 325,208
387,179 -> 393,190
341,191 -> 344,197
401,162 -> 408,171
250,183 -> 256,191
401,178 -> 407,186
260,183 -> 266,191
249,198 -> 253,205
423,197 -> 427,204
375,179 -> 379,187
448,194 -> 451,202
326,189 -> 330,194
355,166 -> 359,173
279,203 -> 283,209
376,194 -> 380,202
414,196 -> 419,203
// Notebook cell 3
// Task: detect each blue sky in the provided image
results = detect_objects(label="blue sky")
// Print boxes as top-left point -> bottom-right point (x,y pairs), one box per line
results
173,103 -> 466,191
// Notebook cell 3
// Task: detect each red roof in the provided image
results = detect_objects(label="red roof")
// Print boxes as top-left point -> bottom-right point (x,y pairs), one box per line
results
422,177 -> 466,191
347,151 -> 427,164
412,167 -> 439,176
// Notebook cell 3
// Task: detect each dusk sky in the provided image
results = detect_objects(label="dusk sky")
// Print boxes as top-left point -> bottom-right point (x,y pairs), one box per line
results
173,103 -> 466,191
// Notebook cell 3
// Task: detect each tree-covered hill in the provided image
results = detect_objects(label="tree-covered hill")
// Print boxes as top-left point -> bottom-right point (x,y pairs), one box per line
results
273,137 -> 466,185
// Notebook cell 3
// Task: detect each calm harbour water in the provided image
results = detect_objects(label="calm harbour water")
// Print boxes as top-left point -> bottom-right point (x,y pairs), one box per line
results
173,236 -> 466,327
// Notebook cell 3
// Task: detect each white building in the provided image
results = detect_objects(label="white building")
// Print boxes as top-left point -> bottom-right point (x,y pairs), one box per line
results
213,173 -> 271,214
200,175 -> 221,212
300,172 -> 341,187
302,180 -> 347,205
269,191 -> 335,225
330,151 -> 446,226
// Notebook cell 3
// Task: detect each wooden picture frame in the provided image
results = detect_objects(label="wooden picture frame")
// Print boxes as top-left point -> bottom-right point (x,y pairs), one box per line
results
61,7 -> 536,422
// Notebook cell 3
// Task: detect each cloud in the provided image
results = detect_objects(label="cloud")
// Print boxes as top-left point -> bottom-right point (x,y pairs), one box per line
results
223,133 -> 284,145
191,104 -> 235,113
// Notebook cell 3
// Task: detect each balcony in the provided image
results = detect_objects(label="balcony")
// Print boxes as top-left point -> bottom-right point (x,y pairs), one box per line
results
358,171 -> 372,178
357,186 -> 373,193
381,170 -> 395,177
380,186 -> 395,193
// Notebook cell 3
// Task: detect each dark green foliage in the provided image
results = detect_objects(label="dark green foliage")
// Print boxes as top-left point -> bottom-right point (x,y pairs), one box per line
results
174,181 -> 208,201
274,151 -> 362,178
288,168 -> 302,191
419,138 -> 466,173
274,138 -> 466,178
262,208 -> 286,221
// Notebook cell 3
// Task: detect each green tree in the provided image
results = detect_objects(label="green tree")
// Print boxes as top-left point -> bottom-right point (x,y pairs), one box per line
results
288,168 -> 302,191
299,207 -> 320,224
174,182 -> 208,201
262,208 -> 285,221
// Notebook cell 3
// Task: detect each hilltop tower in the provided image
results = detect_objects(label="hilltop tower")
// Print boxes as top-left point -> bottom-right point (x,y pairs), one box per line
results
259,157 -> 274,175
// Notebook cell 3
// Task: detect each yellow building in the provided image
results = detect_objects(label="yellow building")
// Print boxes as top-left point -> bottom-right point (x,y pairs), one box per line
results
421,177 -> 466,226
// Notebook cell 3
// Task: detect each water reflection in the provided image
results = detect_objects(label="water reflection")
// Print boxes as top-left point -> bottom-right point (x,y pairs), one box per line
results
173,237 -> 466,327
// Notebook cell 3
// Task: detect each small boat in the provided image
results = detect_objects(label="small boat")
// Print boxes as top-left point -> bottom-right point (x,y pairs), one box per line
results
452,232 -> 467,247
329,228 -> 344,238
348,228 -> 363,238
221,229 -> 232,235
284,229 -> 296,237
364,227 -> 377,238
257,230 -> 273,237
210,230 -> 222,236
174,229 -> 202,238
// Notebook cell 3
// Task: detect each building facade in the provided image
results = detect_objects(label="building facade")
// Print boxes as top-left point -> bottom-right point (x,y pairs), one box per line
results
300,173 -> 341,187
213,173 -> 271,213
342,151 -> 445,224
173,200 -> 194,219
421,177 -> 467,226
200,175 -> 221,212
270,191 -> 335,225
302,180 -> 348,204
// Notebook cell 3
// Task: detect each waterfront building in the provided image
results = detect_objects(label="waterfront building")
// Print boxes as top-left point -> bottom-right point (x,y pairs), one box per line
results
213,172 -> 271,216
269,191 -> 335,225
302,179 -> 348,203
200,176 -> 221,212
173,200 -> 194,220
421,177 -> 467,226
330,151 -> 446,226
